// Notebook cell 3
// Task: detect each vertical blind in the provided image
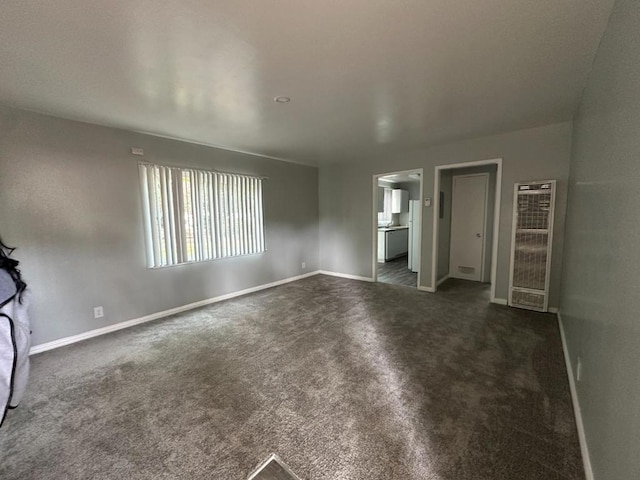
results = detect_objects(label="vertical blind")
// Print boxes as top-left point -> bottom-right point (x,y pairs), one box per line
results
138,163 -> 265,268
377,188 -> 393,225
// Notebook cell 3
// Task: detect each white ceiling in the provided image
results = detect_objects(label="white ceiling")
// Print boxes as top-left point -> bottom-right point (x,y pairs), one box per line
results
0,0 -> 614,165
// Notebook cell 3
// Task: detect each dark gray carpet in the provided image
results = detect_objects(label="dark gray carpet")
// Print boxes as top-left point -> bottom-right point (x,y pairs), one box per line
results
0,275 -> 583,479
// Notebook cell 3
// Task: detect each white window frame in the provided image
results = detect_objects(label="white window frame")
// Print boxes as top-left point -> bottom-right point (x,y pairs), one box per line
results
138,163 -> 266,268
377,188 -> 393,226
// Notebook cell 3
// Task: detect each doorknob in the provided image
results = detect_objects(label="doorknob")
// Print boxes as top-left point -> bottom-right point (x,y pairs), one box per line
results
476,233 -> 481,238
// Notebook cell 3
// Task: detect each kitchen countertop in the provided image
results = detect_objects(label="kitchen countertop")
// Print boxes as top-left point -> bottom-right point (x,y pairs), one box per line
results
378,225 -> 409,232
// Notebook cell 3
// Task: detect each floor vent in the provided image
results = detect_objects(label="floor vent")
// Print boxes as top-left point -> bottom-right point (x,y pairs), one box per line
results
248,454 -> 302,480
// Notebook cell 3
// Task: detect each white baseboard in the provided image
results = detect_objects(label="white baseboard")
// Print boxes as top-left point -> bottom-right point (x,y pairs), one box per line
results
557,311 -> 593,480
417,285 -> 436,293
437,275 -> 450,287
30,271 -> 321,355
317,270 -> 374,282
489,298 -> 560,313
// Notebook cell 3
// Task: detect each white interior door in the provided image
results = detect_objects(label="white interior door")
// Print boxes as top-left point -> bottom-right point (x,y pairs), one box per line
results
449,174 -> 488,282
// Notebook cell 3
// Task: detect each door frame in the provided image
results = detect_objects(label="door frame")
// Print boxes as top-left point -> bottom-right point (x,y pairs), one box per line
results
431,158 -> 502,303
449,172 -> 489,282
372,168 -> 424,285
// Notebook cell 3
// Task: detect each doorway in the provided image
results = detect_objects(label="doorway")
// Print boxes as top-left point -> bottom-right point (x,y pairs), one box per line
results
373,169 -> 423,288
432,159 -> 502,303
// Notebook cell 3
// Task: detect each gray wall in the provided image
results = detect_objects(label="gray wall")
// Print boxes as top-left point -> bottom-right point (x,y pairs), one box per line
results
398,181 -> 421,200
437,171 -> 452,281
0,106 -> 319,346
319,121 -> 572,305
397,180 -> 420,226
559,1 -> 640,478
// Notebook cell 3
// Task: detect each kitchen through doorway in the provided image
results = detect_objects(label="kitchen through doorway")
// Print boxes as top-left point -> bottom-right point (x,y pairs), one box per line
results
373,169 -> 423,288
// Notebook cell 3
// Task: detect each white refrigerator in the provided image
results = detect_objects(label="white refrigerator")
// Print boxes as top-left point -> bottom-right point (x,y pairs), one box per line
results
408,200 -> 421,273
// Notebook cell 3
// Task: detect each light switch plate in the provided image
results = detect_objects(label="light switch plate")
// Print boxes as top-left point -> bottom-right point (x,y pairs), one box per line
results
424,197 -> 431,207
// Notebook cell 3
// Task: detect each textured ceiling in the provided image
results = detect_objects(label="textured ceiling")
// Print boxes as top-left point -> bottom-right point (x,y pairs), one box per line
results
0,0 -> 614,165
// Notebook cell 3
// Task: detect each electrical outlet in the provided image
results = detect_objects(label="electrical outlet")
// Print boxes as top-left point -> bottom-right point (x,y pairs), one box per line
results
576,357 -> 583,382
301,261 -> 306,269
93,306 -> 104,319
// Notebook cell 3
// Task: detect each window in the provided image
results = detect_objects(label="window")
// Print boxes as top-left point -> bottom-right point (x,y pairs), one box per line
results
138,163 -> 265,268
377,188 -> 393,226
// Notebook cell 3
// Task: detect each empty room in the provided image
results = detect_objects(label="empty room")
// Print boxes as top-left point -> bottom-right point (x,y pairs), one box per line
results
1,1 -> 638,479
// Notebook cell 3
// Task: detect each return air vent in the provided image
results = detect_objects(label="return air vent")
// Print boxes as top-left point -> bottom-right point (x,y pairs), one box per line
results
508,180 -> 556,312
511,290 -> 545,310
458,266 -> 475,274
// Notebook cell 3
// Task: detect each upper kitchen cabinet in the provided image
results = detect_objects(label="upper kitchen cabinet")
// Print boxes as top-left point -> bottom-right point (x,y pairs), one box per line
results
377,186 -> 385,212
391,189 -> 409,213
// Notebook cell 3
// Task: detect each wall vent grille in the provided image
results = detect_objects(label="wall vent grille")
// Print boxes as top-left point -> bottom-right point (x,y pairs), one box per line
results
508,181 -> 556,312
511,290 -> 545,310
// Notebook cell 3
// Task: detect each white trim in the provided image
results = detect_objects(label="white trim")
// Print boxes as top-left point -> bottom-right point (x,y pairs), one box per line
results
544,182 -> 557,312
318,270 -> 374,282
481,174 -> 490,282
491,298 -> 508,305
557,311 -> 594,480
417,285 -> 436,293
432,158 -> 502,302
548,306 -> 558,314
29,271 -> 321,355
417,171 -> 424,289
432,168 -> 441,290
437,275 -> 450,287
372,176 -> 380,281
507,183 -> 518,306
491,162 -> 503,303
